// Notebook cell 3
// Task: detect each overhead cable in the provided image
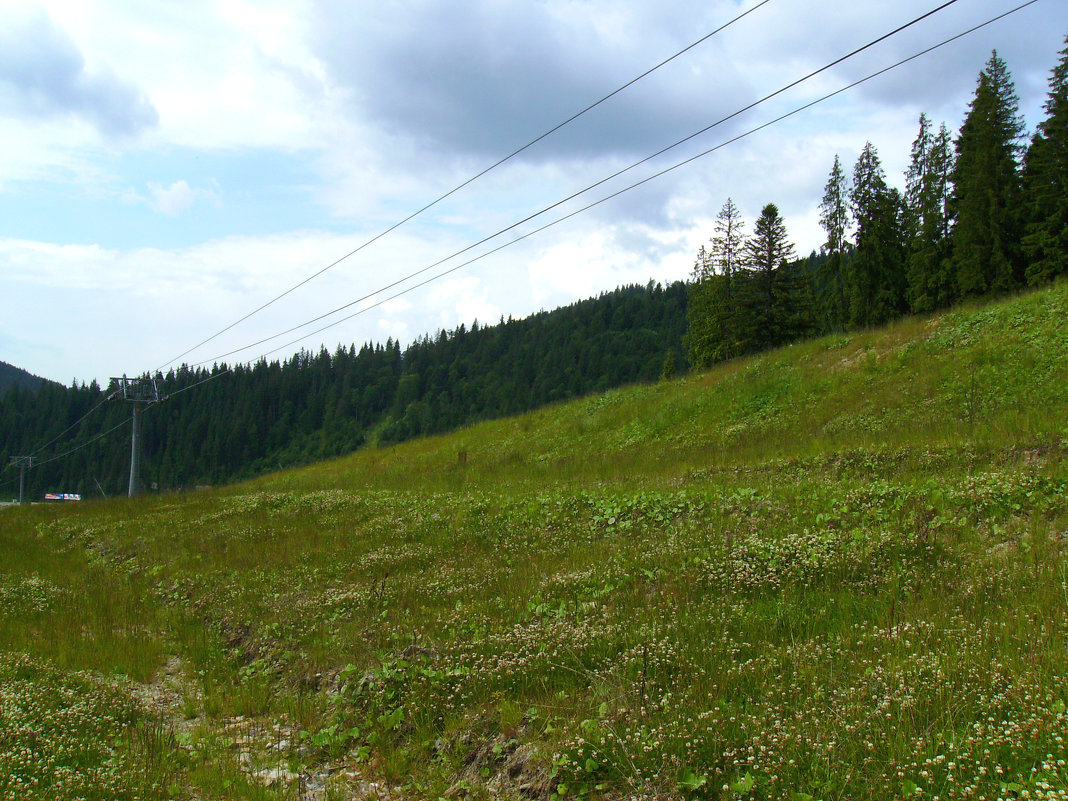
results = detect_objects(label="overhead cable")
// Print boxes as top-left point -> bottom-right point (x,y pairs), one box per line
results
31,418 -> 132,469
155,0 -> 776,373
0,392 -> 113,480
190,0 -> 965,368
50,0 -> 1037,428
243,0 -> 1039,364
28,395 -> 113,458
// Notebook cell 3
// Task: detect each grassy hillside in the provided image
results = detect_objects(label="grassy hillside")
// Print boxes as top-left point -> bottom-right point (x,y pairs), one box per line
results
3,281 -> 1068,801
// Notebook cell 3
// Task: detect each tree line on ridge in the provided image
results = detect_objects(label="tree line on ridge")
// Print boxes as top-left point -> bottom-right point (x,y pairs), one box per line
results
686,43 -> 1068,367
0,283 -> 686,497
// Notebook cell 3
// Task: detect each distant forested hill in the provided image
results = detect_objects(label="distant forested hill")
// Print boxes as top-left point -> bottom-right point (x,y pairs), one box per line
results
0,361 -> 50,394
0,282 -> 687,497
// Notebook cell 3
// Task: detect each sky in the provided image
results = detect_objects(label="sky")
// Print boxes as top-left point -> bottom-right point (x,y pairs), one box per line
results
1,0 -> 1065,386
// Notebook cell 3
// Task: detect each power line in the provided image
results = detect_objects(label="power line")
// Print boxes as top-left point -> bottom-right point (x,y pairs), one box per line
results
175,0 -> 1040,385
154,0 -> 776,374
28,395 -> 113,458
158,369 -> 223,401
244,0 -> 1039,364
0,415 -> 131,498
0,393 -> 113,481
2,401 -> 136,479
31,417 -> 132,469
189,0 -> 965,369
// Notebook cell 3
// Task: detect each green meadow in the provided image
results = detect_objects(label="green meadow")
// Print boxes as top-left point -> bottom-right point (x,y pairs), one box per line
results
3,281 -> 1068,800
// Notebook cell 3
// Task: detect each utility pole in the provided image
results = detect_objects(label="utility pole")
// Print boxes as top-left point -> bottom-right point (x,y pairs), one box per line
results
109,375 -> 159,498
8,456 -> 33,504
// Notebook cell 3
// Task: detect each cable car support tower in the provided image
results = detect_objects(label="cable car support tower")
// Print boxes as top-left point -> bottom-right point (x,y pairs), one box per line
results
109,375 -> 159,498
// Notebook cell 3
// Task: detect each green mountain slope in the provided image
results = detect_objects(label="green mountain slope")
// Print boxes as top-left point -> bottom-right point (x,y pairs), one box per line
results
0,281 -> 687,497
3,281 -> 1067,800
0,360 -> 50,394
273,279 -> 1068,492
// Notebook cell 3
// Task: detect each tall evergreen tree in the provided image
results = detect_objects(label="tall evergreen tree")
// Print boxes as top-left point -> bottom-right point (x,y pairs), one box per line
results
932,123 -> 957,301
686,199 -> 748,368
905,115 -> 956,312
686,244 -> 722,369
904,113 -> 934,233
741,203 -> 796,351
818,154 -> 851,331
905,114 -> 934,309
706,198 -> 748,360
849,142 -> 908,326
951,50 -> 1027,296
1022,36 -> 1068,285
692,243 -> 713,282
710,197 -> 747,295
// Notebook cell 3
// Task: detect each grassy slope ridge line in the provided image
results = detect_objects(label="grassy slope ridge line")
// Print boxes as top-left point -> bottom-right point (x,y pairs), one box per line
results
2,280 -> 1068,801
275,279 -> 1068,492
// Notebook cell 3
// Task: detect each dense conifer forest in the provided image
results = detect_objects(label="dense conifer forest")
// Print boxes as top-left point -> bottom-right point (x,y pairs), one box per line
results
0,282 -> 687,498
3,38 -> 1066,501
0,361 -> 50,395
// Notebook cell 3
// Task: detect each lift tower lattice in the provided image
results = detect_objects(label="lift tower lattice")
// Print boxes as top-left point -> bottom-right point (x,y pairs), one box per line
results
109,375 -> 158,498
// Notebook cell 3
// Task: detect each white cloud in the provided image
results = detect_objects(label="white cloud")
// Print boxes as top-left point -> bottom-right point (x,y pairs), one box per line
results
527,228 -> 661,308
3,0 -> 1067,389
4,0 -> 334,153
134,180 -> 221,216
377,317 -> 409,343
381,297 -> 413,315
149,181 -> 196,215
432,276 -> 501,328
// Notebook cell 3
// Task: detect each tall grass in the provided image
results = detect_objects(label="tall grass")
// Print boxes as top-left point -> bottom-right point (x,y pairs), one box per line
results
2,280 -> 1067,799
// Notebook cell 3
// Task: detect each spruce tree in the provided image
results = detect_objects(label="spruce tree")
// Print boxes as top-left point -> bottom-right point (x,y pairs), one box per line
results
710,197 -> 746,300
707,198 -> 747,359
849,142 -> 882,326
742,203 -> 795,351
692,243 -> 713,282
951,50 -> 1026,297
686,200 -> 747,368
905,114 -> 934,311
932,123 -> 957,304
905,113 -> 934,237
686,244 -> 720,369
660,349 -> 677,381
905,115 -> 955,312
818,154 -> 851,331
849,142 -> 908,326
1023,36 -> 1068,285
